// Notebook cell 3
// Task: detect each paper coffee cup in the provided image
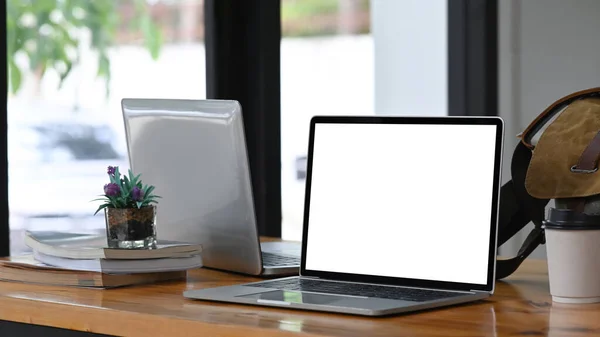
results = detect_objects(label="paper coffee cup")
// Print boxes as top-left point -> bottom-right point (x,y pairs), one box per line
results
544,208 -> 600,304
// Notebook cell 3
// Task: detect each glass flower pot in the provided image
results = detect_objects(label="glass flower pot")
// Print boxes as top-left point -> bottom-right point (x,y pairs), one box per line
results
105,205 -> 157,249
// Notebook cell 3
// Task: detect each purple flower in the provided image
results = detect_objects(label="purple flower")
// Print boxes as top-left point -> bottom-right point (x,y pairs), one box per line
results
132,186 -> 143,201
104,183 -> 120,197
107,166 -> 117,176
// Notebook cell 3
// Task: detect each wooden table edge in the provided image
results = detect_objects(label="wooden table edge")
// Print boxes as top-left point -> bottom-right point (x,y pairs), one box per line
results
0,238 -> 311,337
0,294 -> 319,337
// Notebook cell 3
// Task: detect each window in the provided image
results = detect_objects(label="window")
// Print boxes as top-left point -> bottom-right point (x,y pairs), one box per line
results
2,0 -> 497,256
280,0 -> 451,240
6,0 -> 206,255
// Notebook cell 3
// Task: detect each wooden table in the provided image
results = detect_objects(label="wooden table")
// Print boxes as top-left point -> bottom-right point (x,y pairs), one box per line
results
1,258 -> 599,337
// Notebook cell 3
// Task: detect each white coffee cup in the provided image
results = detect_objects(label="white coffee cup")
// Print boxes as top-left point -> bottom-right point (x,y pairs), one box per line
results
545,209 -> 600,303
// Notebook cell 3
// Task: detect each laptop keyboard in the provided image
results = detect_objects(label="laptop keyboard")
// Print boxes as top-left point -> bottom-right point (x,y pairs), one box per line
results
262,252 -> 301,267
247,278 -> 466,302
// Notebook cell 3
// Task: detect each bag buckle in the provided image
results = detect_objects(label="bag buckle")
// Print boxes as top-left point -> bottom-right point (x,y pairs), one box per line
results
570,165 -> 598,174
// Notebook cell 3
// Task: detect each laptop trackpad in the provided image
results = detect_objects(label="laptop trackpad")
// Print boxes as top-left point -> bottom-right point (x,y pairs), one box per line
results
239,290 -> 343,305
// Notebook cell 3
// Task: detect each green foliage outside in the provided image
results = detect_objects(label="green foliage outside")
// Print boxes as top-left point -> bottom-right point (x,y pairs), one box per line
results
6,0 -> 162,96
281,0 -> 370,37
282,0 -> 340,22
282,0 -> 338,36
5,0 -> 369,97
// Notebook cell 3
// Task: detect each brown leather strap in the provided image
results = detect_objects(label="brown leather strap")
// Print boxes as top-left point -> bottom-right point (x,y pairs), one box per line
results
572,130 -> 600,173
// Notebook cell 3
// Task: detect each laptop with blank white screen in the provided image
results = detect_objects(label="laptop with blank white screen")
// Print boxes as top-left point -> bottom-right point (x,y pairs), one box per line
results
184,116 -> 504,316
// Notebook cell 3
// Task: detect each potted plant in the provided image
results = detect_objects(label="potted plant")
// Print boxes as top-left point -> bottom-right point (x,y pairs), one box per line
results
94,166 -> 161,249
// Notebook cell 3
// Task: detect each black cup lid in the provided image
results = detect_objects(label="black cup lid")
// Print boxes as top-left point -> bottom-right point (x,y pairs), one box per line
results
543,208 -> 600,230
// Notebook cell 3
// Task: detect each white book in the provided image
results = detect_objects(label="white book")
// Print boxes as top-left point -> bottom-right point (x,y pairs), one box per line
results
25,231 -> 202,260
0,255 -> 187,288
33,251 -> 203,274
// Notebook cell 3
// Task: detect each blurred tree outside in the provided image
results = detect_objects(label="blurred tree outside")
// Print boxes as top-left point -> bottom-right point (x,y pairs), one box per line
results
281,0 -> 370,37
5,0 -> 367,97
6,0 -> 163,96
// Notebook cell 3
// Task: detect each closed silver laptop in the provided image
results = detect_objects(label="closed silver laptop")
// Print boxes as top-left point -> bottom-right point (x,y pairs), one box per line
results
121,99 -> 300,276
184,115 -> 504,316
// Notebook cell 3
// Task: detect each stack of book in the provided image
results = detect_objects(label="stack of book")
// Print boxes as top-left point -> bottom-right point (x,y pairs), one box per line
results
0,231 -> 203,288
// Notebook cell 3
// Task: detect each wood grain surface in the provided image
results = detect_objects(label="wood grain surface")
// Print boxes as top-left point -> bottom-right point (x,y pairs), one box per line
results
1,254 -> 599,336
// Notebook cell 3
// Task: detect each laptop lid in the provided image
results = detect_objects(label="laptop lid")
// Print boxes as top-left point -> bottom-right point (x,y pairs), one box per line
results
300,116 -> 503,293
121,99 -> 264,275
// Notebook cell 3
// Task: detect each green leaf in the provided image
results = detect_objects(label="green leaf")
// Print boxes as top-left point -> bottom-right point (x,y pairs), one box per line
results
8,60 -> 21,94
114,167 -> 125,191
123,175 -> 131,191
143,19 -> 162,60
110,166 -> 121,184
94,204 -> 109,215
144,185 -> 155,198
108,197 -> 119,208
97,52 -> 110,78
58,61 -> 73,89
136,201 -> 143,209
129,173 -> 140,186
144,194 -> 161,203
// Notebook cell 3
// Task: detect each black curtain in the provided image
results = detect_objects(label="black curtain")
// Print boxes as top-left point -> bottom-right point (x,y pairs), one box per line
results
1,1 -> 9,257
448,0 -> 498,117
204,0 -> 282,237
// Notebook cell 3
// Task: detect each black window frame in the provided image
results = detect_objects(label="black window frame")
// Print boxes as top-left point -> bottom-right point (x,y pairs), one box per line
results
1,1 -> 8,257
448,0 -> 498,117
0,0 -> 498,256
204,0 -> 282,237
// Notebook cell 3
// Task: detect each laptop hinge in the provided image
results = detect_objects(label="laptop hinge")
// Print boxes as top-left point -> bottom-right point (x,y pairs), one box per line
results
299,275 -> 319,280
301,277 -> 485,293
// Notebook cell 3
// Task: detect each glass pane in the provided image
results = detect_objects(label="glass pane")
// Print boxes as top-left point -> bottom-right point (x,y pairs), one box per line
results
7,0 -> 206,255
280,0 -> 448,240
281,0 -> 374,240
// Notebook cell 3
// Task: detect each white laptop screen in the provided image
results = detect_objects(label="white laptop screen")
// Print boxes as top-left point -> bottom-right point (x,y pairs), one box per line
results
304,121 -> 499,286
